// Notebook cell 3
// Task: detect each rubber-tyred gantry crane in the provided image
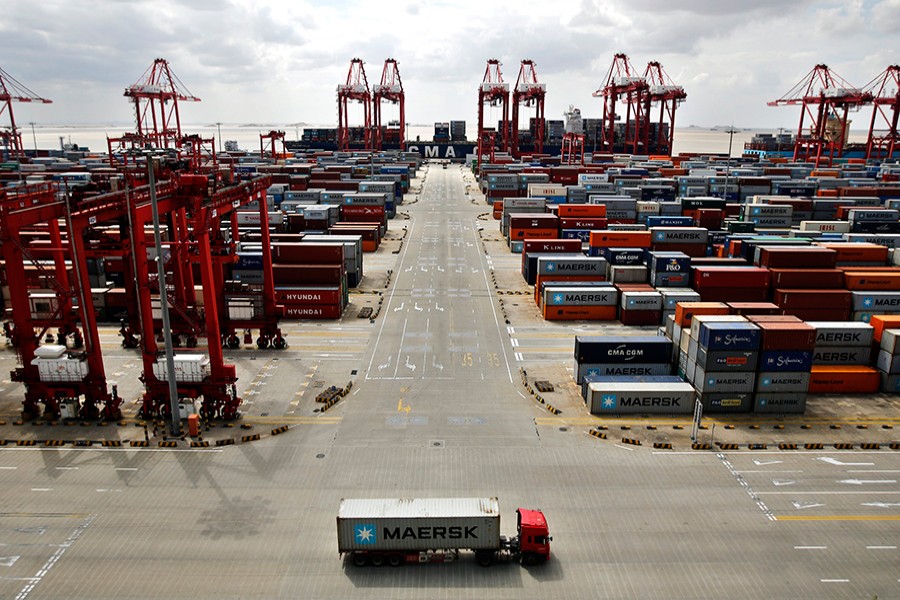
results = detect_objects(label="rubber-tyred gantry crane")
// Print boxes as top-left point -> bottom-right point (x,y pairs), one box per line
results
644,61 -> 686,156
372,59 -> 405,151
477,59 -> 510,165
337,58 -> 372,151
260,130 -> 286,160
863,65 -> 900,160
768,64 -> 872,165
511,60 -> 546,157
0,65 -> 52,159
593,53 -> 649,154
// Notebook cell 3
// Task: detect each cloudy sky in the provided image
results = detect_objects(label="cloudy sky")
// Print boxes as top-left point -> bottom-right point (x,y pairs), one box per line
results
2,0 -> 898,130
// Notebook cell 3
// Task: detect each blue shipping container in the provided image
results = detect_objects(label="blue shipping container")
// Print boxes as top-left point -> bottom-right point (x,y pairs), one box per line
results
698,322 -> 761,351
760,350 -> 813,372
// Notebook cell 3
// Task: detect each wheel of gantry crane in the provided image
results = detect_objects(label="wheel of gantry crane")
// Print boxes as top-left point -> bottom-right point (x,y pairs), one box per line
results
226,335 -> 240,349
272,336 -> 287,350
186,336 -> 198,348
256,336 -> 270,350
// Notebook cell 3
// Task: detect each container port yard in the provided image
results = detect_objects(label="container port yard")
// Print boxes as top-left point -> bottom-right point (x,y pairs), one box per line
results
1,45 -> 900,599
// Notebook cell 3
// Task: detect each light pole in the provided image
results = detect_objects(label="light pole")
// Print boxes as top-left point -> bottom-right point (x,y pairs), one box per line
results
215,122 -> 222,152
146,151 -> 182,436
29,122 -> 37,151
724,124 -> 738,200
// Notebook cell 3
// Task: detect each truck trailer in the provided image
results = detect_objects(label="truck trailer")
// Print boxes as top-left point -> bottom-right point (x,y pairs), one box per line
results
337,497 -> 551,567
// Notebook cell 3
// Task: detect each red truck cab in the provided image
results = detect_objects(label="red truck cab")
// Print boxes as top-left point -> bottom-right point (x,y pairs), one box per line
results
517,508 -> 551,563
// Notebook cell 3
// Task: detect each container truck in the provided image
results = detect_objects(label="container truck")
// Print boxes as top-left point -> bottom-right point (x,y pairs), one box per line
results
337,497 -> 551,567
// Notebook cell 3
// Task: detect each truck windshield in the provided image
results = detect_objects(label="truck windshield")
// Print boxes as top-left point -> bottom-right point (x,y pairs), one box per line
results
534,535 -> 548,545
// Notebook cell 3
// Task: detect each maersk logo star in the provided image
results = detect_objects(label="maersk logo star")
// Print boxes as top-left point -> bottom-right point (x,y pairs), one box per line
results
601,394 -> 617,409
553,293 -> 564,304
355,524 -> 376,544
546,262 -> 556,272
587,369 -> 600,377
863,297 -> 873,308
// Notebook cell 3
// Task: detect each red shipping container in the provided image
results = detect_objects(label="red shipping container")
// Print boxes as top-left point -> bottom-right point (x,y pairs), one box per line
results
509,214 -> 559,229
726,302 -> 780,315
696,287 -> 770,302
272,264 -> 344,285
510,228 -> 558,241
779,307 -> 850,321
557,204 -> 607,218
773,289 -> 852,309
523,239 -> 583,253
542,304 -> 617,321
272,243 -> 344,264
746,314 -> 803,323
559,218 -> 608,230
619,309 -> 662,326
757,247 -> 838,269
808,366 -> 880,394
614,284 -> 655,293
281,303 -> 343,319
650,242 -> 707,257
692,266 -> 770,288
275,287 -> 342,305
588,231 -> 651,248
768,268 -> 845,289
756,322 -> 816,351
818,243 -> 889,264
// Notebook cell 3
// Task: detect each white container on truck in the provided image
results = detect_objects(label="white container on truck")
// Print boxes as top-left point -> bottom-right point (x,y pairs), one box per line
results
337,497 -> 550,567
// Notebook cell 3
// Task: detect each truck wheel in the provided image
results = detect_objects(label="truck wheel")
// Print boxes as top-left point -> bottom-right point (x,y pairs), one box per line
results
475,550 -> 494,567
521,552 -> 538,566
352,553 -> 367,567
370,554 -> 384,567
388,554 -> 402,567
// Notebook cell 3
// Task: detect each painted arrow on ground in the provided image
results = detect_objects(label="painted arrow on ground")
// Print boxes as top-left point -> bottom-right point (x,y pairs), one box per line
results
773,480 -> 796,487
792,501 -> 825,510
862,502 -> 900,508
754,459 -> 783,466
840,479 -> 897,485
817,457 -> 875,466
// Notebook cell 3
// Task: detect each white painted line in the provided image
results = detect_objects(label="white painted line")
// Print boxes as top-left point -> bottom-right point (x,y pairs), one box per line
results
848,470 -> 900,473
0,467 -> 17,470
55,467 -> 78,471
736,470 -> 803,474
867,545 -> 897,550
818,457 -> 874,466
114,468 -> 138,471
614,444 -> 635,452
760,491 -> 900,495
30,489 -> 52,492
821,579 -> 849,583
794,546 -> 827,550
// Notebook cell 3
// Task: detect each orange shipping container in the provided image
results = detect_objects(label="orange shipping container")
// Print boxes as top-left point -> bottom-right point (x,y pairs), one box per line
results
557,204 -> 607,218
588,230 -> 651,249
808,365 -> 880,394
869,315 -> 900,342
673,302 -> 730,327
818,243 -> 889,264
843,271 -> 900,291
542,304 -> 617,321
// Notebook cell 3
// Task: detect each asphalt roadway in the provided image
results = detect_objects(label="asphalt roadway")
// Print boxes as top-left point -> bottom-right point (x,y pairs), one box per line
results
0,163 -> 899,599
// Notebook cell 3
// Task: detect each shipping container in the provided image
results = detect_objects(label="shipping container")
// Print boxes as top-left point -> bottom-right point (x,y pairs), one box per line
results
755,372 -> 811,393
808,365 -> 880,394
753,394 -> 806,414
574,335 -> 672,364
587,381 -> 694,414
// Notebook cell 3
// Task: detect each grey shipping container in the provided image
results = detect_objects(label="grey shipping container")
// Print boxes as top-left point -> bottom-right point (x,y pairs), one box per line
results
576,361 -> 672,384
587,381 -> 694,414
813,347 -> 871,365
808,322 -> 874,347
693,369 -> 756,393
696,392 -> 753,414
754,393 -> 807,414
337,498 -> 499,553
755,372 -> 811,393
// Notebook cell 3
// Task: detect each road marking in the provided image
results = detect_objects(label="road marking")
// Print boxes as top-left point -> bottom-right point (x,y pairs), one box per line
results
792,502 -> 825,510
773,480 -> 796,486
30,489 -> 52,492
818,457 -> 874,466
862,502 -> 900,508
866,545 -> 896,549
848,470 -> 900,473
820,579 -> 849,583
737,470 -> 803,474
614,444 -> 635,452
753,459 -> 782,466
840,479 -> 896,485
0,467 -> 17,470
55,467 -> 78,471
718,453 -> 775,521
794,545 -> 827,549
778,516 -> 900,521
114,468 -> 138,471
15,513 -> 95,599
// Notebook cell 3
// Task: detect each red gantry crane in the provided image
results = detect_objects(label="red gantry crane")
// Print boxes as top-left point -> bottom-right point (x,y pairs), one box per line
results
477,59 -> 510,166
337,58 -> 372,151
372,59 -> 405,151
0,66 -> 52,159
768,64 -> 872,165
260,130 -> 286,160
863,65 -> 900,160
644,61 -> 687,156
510,60 -> 546,157
594,53 -> 649,154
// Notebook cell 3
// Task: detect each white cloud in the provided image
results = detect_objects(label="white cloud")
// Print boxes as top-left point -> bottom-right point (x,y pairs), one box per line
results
0,0 -> 894,129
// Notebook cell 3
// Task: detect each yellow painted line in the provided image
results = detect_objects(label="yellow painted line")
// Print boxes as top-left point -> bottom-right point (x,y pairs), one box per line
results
776,515 -> 900,521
